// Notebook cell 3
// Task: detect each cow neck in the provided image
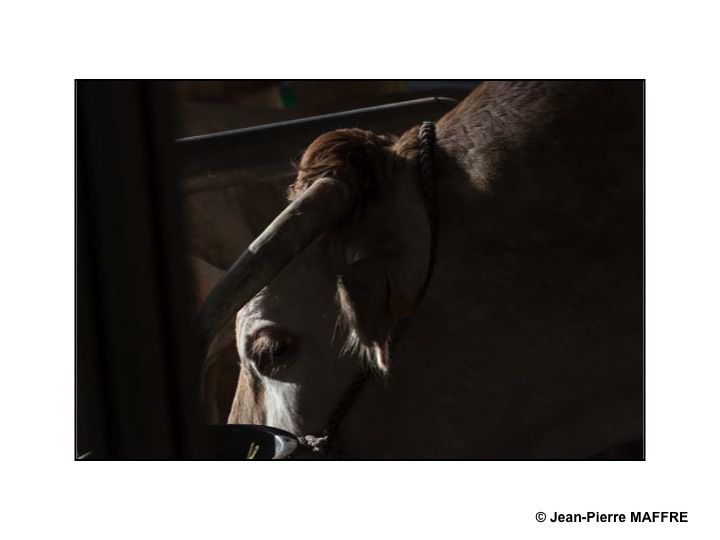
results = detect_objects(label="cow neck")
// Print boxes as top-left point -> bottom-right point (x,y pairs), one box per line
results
294,121 -> 438,458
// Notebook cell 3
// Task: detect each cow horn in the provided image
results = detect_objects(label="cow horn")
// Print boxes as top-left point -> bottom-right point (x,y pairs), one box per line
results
197,177 -> 354,353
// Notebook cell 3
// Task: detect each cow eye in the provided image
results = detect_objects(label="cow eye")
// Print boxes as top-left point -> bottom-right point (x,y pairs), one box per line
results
270,340 -> 289,357
247,326 -> 299,374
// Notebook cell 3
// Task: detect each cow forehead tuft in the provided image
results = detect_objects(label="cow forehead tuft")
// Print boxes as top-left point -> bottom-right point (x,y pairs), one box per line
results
290,128 -> 396,201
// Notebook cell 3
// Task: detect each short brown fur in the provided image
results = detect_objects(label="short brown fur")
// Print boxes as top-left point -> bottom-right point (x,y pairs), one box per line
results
290,128 -> 395,203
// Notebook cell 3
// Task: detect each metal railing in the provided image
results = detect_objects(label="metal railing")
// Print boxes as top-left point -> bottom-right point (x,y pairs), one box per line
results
176,97 -> 458,177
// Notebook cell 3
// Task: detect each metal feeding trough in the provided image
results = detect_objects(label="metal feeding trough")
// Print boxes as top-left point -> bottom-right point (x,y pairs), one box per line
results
206,425 -> 299,459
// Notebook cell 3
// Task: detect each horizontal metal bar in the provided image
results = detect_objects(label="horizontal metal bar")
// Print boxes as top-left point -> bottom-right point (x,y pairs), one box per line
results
176,97 -> 458,177
176,97 -> 458,145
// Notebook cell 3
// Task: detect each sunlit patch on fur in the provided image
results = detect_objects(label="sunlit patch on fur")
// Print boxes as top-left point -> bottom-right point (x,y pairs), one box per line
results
373,341 -> 390,373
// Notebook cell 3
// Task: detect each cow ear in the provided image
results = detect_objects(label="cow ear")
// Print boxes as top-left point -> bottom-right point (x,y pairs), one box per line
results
387,272 -> 414,320
335,239 -> 429,372
336,252 -> 392,352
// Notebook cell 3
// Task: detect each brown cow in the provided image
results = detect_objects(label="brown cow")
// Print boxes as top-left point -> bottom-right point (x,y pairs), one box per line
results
200,81 -> 643,458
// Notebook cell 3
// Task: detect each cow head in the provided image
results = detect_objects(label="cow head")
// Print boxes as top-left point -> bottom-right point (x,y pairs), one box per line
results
200,128 -> 432,434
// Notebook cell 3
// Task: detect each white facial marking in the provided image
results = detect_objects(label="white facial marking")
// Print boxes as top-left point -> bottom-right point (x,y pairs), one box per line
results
262,376 -> 300,434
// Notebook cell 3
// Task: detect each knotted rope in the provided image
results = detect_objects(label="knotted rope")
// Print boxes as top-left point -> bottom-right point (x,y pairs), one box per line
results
415,121 -> 438,307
